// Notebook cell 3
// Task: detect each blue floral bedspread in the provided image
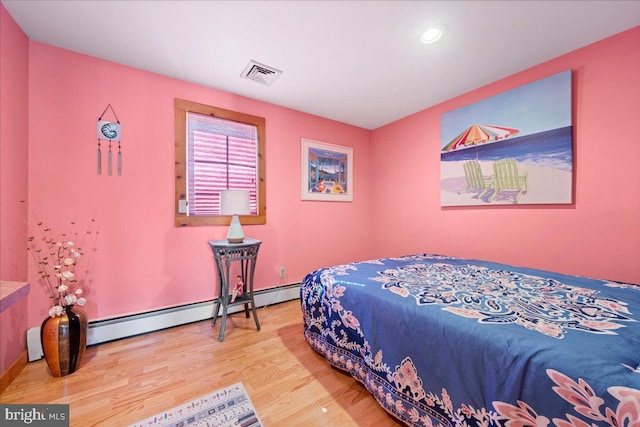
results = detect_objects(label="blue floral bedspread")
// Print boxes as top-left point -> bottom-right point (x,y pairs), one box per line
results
300,254 -> 640,426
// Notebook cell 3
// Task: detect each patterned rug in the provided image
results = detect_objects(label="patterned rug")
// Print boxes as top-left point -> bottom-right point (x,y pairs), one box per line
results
128,382 -> 262,427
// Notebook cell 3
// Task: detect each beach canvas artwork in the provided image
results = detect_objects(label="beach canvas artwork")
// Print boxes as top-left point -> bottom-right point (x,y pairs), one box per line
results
440,70 -> 573,206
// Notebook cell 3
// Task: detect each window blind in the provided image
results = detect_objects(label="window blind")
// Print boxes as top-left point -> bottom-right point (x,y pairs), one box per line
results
187,112 -> 258,216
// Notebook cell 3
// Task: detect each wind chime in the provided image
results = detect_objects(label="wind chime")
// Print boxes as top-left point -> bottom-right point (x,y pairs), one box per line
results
96,104 -> 123,176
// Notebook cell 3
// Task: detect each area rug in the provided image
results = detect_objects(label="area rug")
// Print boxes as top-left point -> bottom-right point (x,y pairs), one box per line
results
128,382 -> 262,427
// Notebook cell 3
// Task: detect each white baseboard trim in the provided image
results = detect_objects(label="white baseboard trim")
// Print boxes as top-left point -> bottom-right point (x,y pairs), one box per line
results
27,283 -> 300,361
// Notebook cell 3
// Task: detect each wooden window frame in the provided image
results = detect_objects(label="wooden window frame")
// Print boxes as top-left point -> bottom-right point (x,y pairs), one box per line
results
175,98 -> 266,227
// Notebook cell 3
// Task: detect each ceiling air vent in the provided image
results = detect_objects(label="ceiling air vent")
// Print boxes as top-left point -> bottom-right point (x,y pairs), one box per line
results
241,60 -> 282,86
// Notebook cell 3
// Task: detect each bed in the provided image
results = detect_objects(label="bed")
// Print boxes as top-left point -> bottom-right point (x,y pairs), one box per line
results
300,254 -> 640,426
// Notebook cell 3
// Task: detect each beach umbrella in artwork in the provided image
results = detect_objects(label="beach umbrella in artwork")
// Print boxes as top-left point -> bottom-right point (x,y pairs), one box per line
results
441,124 -> 520,152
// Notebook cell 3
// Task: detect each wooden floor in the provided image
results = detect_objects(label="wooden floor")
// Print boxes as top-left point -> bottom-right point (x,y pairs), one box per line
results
1,300 -> 403,426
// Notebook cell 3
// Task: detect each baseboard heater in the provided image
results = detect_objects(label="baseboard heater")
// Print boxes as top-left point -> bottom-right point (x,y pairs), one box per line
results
27,283 -> 300,361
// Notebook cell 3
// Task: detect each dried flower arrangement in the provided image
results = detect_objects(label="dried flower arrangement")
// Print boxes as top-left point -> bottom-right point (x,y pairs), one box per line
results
26,211 -> 98,317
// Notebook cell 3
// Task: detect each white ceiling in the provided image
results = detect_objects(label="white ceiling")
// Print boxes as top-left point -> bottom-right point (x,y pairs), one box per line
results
3,0 -> 639,130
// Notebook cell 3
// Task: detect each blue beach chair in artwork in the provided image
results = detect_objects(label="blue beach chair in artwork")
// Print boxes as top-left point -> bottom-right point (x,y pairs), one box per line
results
490,158 -> 528,203
461,160 -> 493,197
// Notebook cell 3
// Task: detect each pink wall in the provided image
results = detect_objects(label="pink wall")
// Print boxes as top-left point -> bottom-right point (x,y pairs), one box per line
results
371,26 -> 640,284
26,42 -> 373,327
0,3 -> 30,378
0,4 -> 29,282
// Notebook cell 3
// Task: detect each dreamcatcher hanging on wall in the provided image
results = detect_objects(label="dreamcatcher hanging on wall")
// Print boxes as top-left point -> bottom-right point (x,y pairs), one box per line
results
96,104 -> 123,176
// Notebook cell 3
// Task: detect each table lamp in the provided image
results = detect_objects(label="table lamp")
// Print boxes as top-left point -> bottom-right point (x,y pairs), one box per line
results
220,189 -> 250,243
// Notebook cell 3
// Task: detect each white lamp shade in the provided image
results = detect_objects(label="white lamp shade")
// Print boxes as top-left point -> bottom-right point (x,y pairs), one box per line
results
220,190 -> 250,215
220,190 -> 250,243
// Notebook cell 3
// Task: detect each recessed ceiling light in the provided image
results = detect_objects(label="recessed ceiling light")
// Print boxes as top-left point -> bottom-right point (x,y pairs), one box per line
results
421,25 -> 447,44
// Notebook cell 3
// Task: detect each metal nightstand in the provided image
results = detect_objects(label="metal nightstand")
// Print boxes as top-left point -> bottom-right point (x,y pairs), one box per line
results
208,239 -> 261,341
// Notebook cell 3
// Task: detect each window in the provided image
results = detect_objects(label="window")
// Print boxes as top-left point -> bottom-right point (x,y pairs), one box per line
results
175,99 -> 266,226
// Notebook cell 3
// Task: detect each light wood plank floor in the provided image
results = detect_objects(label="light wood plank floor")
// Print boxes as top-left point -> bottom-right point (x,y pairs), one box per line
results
1,300 -> 403,426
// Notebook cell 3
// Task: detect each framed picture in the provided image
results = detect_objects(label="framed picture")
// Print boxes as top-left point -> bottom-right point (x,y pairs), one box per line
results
440,70 -> 573,206
301,138 -> 353,201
